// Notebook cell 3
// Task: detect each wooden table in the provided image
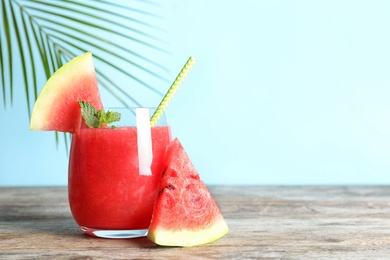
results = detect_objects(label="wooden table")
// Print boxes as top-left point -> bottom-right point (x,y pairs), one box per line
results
1,186 -> 390,259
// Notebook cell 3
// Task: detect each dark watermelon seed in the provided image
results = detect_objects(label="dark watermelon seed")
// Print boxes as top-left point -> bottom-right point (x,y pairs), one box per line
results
166,185 -> 175,190
158,184 -> 176,197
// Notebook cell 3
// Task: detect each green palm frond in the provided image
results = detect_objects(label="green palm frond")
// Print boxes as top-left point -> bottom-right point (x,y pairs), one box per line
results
0,0 -> 169,118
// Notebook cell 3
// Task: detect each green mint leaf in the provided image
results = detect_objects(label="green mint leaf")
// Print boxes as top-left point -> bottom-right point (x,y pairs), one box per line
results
78,101 -> 121,128
96,110 -> 107,123
78,101 -> 101,128
104,110 -> 121,124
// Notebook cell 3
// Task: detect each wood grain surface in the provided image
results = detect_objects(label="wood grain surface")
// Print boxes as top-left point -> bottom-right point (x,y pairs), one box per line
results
1,186 -> 390,259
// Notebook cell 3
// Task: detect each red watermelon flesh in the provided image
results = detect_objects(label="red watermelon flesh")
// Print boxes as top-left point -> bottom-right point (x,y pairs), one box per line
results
30,52 -> 103,133
147,138 -> 229,247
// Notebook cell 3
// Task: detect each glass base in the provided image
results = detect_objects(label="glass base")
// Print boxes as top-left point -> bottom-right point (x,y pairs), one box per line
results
80,226 -> 148,239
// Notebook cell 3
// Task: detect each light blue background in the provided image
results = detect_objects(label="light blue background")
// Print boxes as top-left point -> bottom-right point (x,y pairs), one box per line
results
1,1 -> 390,186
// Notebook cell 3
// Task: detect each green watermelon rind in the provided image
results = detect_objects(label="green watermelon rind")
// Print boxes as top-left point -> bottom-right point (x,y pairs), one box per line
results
147,217 -> 229,247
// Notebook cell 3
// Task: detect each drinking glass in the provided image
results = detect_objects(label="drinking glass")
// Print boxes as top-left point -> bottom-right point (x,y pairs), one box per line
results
68,107 -> 171,238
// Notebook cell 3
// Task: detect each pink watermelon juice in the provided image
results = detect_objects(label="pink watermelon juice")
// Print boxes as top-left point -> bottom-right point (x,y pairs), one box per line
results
68,125 -> 171,234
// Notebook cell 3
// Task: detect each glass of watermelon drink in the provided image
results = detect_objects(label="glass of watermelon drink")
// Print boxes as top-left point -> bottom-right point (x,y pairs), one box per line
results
68,107 -> 171,238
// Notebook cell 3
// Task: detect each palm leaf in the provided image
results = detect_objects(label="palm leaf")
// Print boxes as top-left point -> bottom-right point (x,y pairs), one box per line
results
0,0 -> 168,151
0,0 -> 168,118
1,1 -> 13,108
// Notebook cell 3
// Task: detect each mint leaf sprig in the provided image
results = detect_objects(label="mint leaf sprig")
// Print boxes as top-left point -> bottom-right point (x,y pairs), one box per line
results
78,101 -> 121,128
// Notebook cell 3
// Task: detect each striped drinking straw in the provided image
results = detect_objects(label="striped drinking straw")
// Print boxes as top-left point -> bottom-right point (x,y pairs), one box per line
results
150,56 -> 196,127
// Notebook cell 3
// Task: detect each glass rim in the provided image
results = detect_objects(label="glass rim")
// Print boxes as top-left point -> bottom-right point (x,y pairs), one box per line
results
101,107 -> 169,127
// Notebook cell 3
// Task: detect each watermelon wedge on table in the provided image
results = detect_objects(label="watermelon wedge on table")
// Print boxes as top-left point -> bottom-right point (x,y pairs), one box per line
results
30,52 -> 103,133
148,138 -> 229,247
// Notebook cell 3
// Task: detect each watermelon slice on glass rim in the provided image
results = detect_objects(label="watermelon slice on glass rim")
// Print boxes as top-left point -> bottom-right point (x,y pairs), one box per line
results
30,52 -> 103,133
